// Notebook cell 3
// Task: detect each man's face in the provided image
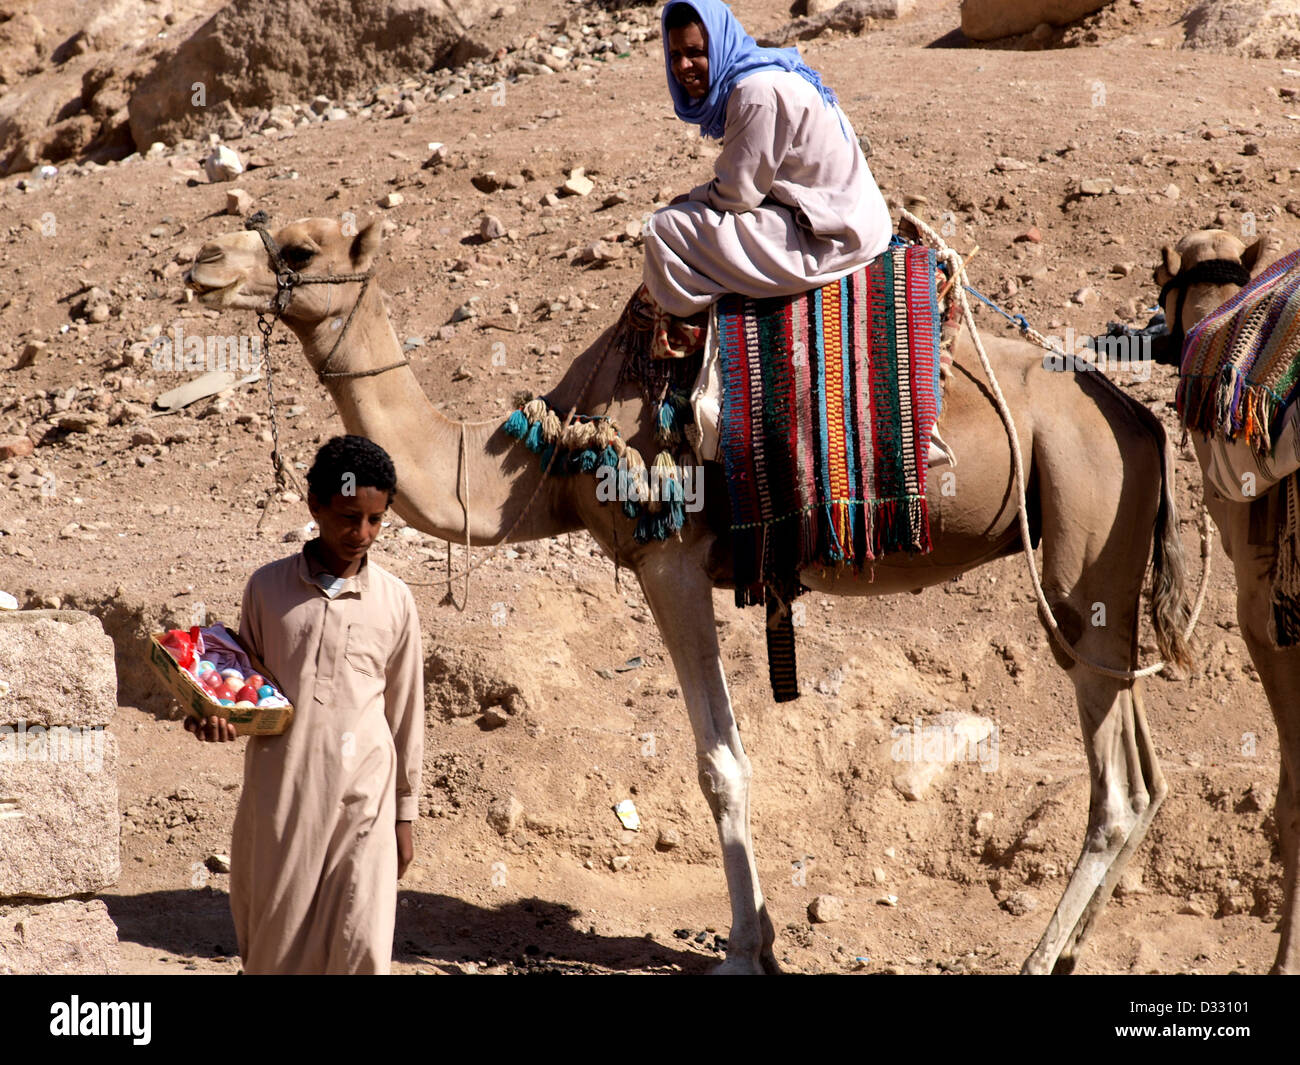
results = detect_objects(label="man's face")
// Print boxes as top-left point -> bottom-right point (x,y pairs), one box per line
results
668,22 -> 709,100
308,485 -> 389,564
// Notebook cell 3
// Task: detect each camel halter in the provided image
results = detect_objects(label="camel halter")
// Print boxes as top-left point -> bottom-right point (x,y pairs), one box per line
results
1159,257 -> 1252,352
243,211 -> 409,502
901,208 -> 1210,681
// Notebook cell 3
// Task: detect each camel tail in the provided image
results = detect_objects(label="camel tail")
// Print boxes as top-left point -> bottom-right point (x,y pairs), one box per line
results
1146,406 -> 1193,670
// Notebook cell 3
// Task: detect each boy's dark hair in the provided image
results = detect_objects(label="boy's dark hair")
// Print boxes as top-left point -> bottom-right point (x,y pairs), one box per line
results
664,3 -> 703,33
307,434 -> 397,506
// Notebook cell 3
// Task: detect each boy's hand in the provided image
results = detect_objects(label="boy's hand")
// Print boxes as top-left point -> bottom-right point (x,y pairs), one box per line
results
184,715 -> 239,742
396,821 -> 413,879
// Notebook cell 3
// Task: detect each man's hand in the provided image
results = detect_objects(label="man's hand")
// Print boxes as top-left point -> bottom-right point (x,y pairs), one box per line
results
396,821 -> 413,879
183,715 -> 239,742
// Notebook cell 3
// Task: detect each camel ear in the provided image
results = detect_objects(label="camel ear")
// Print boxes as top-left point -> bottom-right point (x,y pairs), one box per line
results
1154,244 -> 1180,287
1241,233 -> 1282,279
349,218 -> 383,271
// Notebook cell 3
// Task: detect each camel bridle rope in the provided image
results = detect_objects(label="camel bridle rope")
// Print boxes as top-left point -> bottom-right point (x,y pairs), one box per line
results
900,208 -> 1210,681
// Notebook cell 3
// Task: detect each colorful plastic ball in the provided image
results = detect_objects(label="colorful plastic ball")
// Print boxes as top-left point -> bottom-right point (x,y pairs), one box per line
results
245,674 -> 265,691
220,668 -> 245,683
257,684 -> 274,700
236,685 -> 260,704
218,698 -> 234,706
196,660 -> 216,675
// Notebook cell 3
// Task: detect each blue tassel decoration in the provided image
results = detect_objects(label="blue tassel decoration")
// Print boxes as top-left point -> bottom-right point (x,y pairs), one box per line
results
578,448 -> 599,473
503,410 -> 528,438
523,420 -> 543,452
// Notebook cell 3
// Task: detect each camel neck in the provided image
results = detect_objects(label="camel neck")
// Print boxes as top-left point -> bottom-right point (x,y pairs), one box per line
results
286,286 -> 583,546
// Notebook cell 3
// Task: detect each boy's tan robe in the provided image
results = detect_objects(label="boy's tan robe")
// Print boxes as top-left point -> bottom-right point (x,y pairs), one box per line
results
230,545 -> 423,974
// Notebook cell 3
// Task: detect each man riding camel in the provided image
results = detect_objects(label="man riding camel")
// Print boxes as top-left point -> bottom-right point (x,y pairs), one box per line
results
642,0 -> 893,320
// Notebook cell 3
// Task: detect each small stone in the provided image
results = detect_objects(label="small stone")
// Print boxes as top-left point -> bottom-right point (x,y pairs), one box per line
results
995,156 -> 1029,172
1015,225 -> 1042,244
480,215 -> 506,240
0,435 -> 33,459
310,96 -> 332,115
325,108 -> 350,122
1162,183 -> 1180,200
57,413 -> 107,433
808,894 -> 844,923
451,364 -> 473,381
88,304 -> 110,323
1242,142 -> 1260,156
205,853 -> 231,874
203,145 -> 243,183
609,855 -> 631,871
1111,261 -> 1135,277
601,192 -> 629,208
438,325 -> 457,342
1078,178 -> 1113,196
225,188 -> 254,216
471,171 -> 502,193
1072,287 -> 1096,305
380,192 -> 404,209
487,795 -> 523,836
130,427 -> 161,447
1000,891 -> 1039,916
655,827 -> 680,851
479,708 -> 508,730
562,168 -> 595,197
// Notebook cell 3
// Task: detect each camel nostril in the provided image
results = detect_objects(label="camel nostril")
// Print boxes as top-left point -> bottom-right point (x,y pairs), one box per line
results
195,244 -> 224,264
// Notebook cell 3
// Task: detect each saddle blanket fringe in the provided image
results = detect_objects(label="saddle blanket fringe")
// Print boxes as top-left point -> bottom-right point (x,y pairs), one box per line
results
716,245 -> 944,605
1177,248 -> 1300,454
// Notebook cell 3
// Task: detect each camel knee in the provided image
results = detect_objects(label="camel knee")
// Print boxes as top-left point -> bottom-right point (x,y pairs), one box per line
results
697,746 -> 751,825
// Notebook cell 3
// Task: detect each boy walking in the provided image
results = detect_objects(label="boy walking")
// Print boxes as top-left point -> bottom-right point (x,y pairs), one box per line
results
186,435 -> 424,974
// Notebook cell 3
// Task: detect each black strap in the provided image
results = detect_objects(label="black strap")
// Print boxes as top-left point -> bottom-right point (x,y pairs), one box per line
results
765,590 -> 799,703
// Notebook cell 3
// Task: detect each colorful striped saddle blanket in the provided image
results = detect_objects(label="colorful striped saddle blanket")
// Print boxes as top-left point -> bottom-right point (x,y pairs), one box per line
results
1176,248 -> 1300,452
716,245 -> 944,609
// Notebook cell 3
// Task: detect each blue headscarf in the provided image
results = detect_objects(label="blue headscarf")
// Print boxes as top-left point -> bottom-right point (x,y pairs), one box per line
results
662,0 -> 840,141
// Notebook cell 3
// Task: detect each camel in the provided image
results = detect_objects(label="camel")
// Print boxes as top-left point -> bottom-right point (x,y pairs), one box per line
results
1155,228 -> 1300,974
185,214 -> 1191,974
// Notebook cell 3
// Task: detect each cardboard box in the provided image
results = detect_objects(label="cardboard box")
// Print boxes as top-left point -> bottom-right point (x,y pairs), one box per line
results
147,632 -> 294,736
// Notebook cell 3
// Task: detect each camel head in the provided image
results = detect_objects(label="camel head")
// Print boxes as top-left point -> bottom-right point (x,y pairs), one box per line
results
1152,229 -> 1280,355
185,216 -> 384,327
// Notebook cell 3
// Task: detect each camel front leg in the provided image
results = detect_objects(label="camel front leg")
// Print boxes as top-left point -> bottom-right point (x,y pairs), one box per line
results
635,540 -> 778,974
1213,497 -> 1300,974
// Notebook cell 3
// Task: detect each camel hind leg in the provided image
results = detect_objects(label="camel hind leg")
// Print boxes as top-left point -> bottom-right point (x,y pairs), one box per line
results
1020,377 -> 1171,974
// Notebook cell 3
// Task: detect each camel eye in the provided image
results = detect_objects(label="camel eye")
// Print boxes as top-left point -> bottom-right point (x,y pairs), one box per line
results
283,245 -> 314,267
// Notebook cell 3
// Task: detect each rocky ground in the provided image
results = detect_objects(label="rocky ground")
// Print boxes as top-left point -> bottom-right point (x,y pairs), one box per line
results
2,0 -> 1299,974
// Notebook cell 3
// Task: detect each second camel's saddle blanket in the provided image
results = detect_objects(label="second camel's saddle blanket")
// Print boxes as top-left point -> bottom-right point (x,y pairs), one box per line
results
1176,248 -> 1300,452
1174,247 -> 1300,648
715,245 -> 944,607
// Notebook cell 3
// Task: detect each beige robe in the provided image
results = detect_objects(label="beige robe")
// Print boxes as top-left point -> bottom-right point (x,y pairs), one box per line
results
230,544 -> 424,975
643,69 -> 893,317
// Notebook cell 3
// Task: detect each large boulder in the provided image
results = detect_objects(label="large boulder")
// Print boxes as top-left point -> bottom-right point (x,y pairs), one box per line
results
0,899 -> 121,975
0,610 -> 117,729
1182,0 -> 1300,60
0,728 -> 120,898
128,0 -> 495,150
960,0 -> 1114,41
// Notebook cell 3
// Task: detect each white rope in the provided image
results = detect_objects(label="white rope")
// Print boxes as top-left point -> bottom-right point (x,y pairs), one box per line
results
900,208 -> 1209,681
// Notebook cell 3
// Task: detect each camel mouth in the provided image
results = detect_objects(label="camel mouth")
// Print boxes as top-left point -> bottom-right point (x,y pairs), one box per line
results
185,271 -> 244,306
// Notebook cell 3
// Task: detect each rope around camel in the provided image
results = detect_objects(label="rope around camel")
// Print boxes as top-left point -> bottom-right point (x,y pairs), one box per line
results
900,208 -> 1211,681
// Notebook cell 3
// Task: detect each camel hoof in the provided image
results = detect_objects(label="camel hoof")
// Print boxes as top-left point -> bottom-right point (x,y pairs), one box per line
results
710,955 -> 767,975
